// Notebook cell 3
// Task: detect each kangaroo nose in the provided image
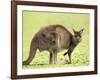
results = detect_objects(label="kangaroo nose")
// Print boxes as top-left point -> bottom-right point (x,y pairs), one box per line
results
76,36 -> 81,42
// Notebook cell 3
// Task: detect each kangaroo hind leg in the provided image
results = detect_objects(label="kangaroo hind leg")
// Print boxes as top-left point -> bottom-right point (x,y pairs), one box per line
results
49,53 -> 53,64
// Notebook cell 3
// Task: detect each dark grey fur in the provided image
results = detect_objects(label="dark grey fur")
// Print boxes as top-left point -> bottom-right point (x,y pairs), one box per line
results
23,24 -> 84,65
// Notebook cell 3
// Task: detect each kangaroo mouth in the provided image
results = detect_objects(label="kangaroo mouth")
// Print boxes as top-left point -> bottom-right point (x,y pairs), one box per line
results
77,39 -> 81,43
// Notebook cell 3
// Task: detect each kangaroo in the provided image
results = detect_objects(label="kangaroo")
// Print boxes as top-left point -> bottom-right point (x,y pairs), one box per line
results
23,24 -> 84,65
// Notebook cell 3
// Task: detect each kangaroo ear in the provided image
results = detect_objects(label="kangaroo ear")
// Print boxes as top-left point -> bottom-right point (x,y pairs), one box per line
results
73,28 -> 77,34
80,28 -> 84,34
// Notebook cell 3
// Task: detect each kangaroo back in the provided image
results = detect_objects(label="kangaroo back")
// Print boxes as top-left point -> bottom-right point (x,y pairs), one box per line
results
37,24 -> 72,51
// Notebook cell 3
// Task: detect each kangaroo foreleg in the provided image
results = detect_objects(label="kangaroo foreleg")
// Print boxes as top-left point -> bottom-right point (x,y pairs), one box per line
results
54,52 -> 57,64
65,49 -> 72,64
64,45 -> 76,64
68,52 -> 71,64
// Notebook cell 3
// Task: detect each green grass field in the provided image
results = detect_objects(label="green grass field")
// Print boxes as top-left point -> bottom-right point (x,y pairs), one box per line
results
22,11 -> 90,69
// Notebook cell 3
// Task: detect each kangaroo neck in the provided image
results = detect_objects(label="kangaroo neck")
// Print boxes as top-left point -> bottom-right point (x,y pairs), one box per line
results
71,36 -> 79,46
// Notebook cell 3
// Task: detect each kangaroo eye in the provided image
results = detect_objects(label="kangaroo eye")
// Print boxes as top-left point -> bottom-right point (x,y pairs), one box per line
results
75,34 -> 81,38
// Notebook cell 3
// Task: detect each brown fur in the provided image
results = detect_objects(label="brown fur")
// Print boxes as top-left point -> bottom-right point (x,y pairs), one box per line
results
23,24 -> 84,65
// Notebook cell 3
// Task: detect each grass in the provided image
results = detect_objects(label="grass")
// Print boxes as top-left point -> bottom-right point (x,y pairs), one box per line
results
22,11 -> 90,69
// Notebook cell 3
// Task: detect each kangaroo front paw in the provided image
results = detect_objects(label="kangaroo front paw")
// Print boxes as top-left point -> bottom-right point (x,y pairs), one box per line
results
63,53 -> 66,56
63,52 -> 68,56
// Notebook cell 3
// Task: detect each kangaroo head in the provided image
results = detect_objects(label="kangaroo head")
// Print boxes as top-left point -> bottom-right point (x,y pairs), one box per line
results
72,28 -> 84,44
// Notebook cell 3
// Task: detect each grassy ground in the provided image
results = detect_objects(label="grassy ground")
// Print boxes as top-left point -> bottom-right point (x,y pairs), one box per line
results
22,11 -> 90,69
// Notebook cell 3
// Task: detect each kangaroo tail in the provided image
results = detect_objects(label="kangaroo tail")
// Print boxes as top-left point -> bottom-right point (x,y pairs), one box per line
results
23,38 -> 37,65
